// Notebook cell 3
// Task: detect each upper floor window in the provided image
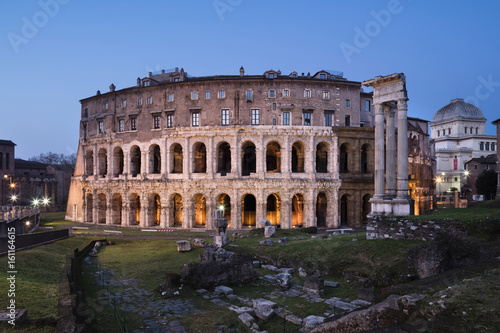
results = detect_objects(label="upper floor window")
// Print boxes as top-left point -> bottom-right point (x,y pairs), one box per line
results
137,98 -> 143,106
283,112 -> 290,125
166,113 -> 174,128
174,78 -> 180,82
83,108 -> 88,117
464,126 -> 467,134
345,115 -> 351,126
485,142 -> 490,151
480,142 -> 484,150
118,119 -> 125,132
98,120 -> 104,134
143,80 -> 150,87
323,91 -> 329,99
448,128 -> 451,135
345,99 -> 350,108
251,109 -> 259,125
153,115 -> 161,129
246,90 -> 253,101
470,127 -> 473,134
268,73 -> 275,79
122,100 -> 127,107
205,91 -> 211,99
365,100 -> 370,112
304,89 -> 311,98
168,94 -> 174,102
146,97 -> 152,104
324,112 -> 333,126
492,143 -> 496,151
475,127 -> 478,134
192,112 -> 200,126
269,89 -> 276,98
130,117 -> 137,131
218,90 -> 225,98
283,89 -> 290,97
304,112 -> 311,126
442,129 -> 445,136
104,103 -> 108,110
221,109 -> 229,126
320,73 -> 326,79
437,130 -> 440,137
191,91 -> 198,100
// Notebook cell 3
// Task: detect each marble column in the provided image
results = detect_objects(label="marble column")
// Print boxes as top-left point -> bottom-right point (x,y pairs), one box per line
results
397,99 -> 409,199
385,105 -> 396,197
373,104 -> 385,198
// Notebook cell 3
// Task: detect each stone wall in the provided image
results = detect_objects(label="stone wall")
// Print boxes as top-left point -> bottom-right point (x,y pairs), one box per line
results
366,216 -> 466,241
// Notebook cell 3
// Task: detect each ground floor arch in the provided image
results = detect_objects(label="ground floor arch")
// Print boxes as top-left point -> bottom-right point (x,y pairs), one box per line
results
172,193 -> 183,226
97,193 -> 106,224
266,193 -> 281,226
111,193 -> 122,225
316,192 -> 327,227
242,194 -> 256,226
193,194 -> 206,226
217,193 -> 231,227
292,193 -> 304,227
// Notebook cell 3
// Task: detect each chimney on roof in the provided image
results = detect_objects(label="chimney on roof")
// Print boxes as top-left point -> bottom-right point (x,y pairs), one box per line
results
162,69 -> 165,74
149,72 -> 152,78
277,70 -> 281,75
175,67 -> 179,73
137,77 -> 141,87
307,72 -> 311,77
109,83 -> 115,92
96,90 -> 100,95
302,73 -> 304,76
239,66 -> 244,76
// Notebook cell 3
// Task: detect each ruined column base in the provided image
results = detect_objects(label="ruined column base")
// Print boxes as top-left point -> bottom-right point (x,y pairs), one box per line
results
368,197 -> 411,217
214,234 -> 229,248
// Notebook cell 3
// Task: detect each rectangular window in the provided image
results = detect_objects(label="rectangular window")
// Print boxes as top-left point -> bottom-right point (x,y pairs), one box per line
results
492,143 -> 495,151
470,127 -> 473,134
486,142 -> 490,151
147,97 -> 152,104
168,94 -> 174,102
304,89 -> 311,98
345,115 -> 351,126
304,112 -> 311,126
283,112 -> 290,125
448,128 -> 451,135
283,89 -> 290,97
167,114 -> 174,128
174,78 -> 180,82
218,90 -> 225,98
269,89 -> 276,98
131,117 -> 137,131
480,142 -> 484,150
153,115 -> 161,129
323,91 -> 329,99
137,98 -> 143,106
83,124 -> 87,140
122,100 -> 127,107
324,113 -> 333,126
118,119 -> 125,132
98,120 -> 104,134
475,127 -> 478,134
205,91 -> 211,99
143,80 -> 150,87
104,103 -> 108,110
320,73 -> 326,79
345,99 -> 350,108
273,103 -> 276,110
192,112 -> 200,126
83,108 -> 88,117
251,109 -> 259,125
268,73 -> 274,79
221,109 -> 229,125
365,100 -> 370,111
246,90 -> 253,101
464,127 -> 467,134
191,91 -> 198,100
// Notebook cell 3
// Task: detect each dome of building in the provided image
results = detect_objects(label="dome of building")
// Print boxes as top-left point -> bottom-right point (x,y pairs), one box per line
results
431,98 -> 485,123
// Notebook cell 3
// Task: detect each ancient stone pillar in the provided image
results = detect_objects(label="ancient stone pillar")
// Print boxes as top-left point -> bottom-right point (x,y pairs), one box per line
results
256,198 -> 265,226
206,194 -> 215,229
397,99 -> 409,199
92,193 -> 98,224
374,104 -> 385,198
122,198 -> 130,226
385,105 -> 396,197
106,196 -> 113,225
281,199 -> 291,229
231,189 -> 241,229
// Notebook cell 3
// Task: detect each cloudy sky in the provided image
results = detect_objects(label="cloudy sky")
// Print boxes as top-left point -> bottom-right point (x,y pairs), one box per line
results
1,0 -> 499,158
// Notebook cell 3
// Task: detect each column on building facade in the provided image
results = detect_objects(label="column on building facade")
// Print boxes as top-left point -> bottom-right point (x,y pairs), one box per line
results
106,195 -> 113,225
256,145 -> 264,179
206,194 -> 215,230
163,141 -> 170,178
122,197 -> 131,226
282,134 -> 290,175
231,189 -> 241,229
162,196 -> 171,228
92,193 -> 99,224
183,195 -> 192,228
373,104 -> 385,197
397,99 -> 409,199
93,145 -> 98,176
281,198 -> 291,229
207,136 -> 214,179
256,197 -> 266,226
233,136 -> 240,178
306,136 -> 315,177
332,136 -> 339,178
304,197 -> 313,227
385,104 -> 396,197
140,193 -> 148,227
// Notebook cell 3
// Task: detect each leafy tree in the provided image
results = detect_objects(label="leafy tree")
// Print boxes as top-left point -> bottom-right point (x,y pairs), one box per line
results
29,152 -> 76,167
475,169 -> 498,200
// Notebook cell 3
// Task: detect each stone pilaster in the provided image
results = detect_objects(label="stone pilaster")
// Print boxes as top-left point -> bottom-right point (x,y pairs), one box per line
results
385,105 -> 396,197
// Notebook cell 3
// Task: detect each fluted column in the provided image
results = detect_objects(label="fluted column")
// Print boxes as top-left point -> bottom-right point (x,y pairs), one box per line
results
397,99 -> 409,199
385,105 -> 396,197
374,104 -> 385,197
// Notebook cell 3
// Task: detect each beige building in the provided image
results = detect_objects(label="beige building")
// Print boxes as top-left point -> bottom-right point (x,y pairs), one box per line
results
65,68 -> 378,229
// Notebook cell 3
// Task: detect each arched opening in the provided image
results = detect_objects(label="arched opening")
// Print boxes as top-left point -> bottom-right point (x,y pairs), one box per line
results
242,141 -> 256,176
266,142 -> 281,173
292,194 -> 304,227
361,144 -> 373,173
340,194 -> 348,226
98,148 -> 107,177
217,142 -> 231,175
292,142 -> 305,173
152,193 -> 161,225
242,194 -> 256,226
86,193 -> 93,223
193,194 -> 206,226
130,146 -> 141,177
339,143 -> 350,173
266,194 -> 281,226
316,192 -> 327,227
85,149 -> 94,175
172,194 -> 183,226
316,142 -> 329,173
113,147 -> 124,176
97,193 -> 106,224
149,144 -> 161,174
111,193 -> 122,225
362,194 -> 371,222
217,194 -> 231,227
130,193 -> 140,225
171,144 -> 183,173
193,142 -> 207,173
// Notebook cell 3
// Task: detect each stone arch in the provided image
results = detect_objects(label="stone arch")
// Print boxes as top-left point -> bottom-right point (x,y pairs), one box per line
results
149,144 -> 161,174
292,193 -> 304,227
292,141 -> 305,173
98,148 -> 107,177
129,193 -> 140,225
171,143 -> 183,173
242,194 -> 256,226
85,149 -> 94,175
85,193 -> 93,223
130,145 -> 141,177
242,141 -> 256,176
217,193 -> 231,227
193,142 -> 207,173
112,147 -> 124,176
316,142 -> 329,173
361,143 -> 373,173
266,141 -> 281,173
193,194 -> 207,227
316,192 -> 327,227
111,193 -> 122,225
266,193 -> 281,226
172,193 -> 183,226
362,193 -> 371,222
151,193 -> 161,225
340,194 -> 349,226
339,143 -> 351,173
97,193 -> 106,224
217,142 -> 231,175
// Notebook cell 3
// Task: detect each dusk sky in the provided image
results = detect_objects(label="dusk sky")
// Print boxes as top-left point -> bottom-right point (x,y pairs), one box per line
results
1,0 -> 499,159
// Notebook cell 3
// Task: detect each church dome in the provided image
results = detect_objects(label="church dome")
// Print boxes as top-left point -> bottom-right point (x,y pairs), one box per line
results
431,98 -> 485,123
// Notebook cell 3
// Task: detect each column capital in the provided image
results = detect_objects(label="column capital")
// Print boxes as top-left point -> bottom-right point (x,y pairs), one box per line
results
397,98 -> 408,110
374,103 -> 384,115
